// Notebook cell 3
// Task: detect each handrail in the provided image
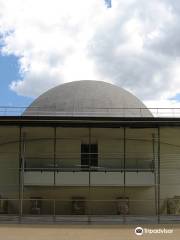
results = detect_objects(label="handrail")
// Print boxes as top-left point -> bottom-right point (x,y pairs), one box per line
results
23,167 -> 154,172
1,106 -> 180,117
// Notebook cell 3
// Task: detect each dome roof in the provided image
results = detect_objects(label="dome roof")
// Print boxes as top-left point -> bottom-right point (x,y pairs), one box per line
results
23,80 -> 152,117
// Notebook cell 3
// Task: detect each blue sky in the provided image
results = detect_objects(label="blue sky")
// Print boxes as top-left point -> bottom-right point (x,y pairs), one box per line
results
0,54 -> 33,107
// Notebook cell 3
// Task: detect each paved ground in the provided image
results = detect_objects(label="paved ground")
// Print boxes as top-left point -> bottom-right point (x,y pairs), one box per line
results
0,224 -> 179,240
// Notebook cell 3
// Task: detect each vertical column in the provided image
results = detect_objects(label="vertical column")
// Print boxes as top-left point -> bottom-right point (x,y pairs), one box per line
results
153,130 -> 158,223
88,127 -> 91,223
53,127 -> 56,185
123,127 -> 126,224
152,133 -> 157,219
20,130 -> 25,221
53,127 -> 57,221
18,126 -> 22,222
153,129 -> 157,221
157,127 -> 160,223
123,127 -> 126,192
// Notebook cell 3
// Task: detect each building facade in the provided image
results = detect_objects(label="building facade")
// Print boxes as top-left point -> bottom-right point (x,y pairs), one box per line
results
0,81 -> 180,223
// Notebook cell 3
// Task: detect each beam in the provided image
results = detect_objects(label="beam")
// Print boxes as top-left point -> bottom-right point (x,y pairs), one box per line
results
18,126 -> 22,222
157,127 -> 160,223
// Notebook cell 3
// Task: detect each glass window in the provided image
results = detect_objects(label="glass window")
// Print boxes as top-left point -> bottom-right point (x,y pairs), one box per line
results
81,143 -> 98,169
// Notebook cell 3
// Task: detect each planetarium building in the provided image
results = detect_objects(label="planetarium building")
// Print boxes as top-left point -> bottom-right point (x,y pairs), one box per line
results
0,80 -> 180,224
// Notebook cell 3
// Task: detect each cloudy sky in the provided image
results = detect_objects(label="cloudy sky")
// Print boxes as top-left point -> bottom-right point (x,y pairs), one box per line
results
1,0 -> 180,110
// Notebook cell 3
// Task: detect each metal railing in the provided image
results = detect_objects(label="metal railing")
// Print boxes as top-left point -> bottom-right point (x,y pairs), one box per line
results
0,198 -> 156,216
0,198 -> 179,223
1,106 -> 180,117
23,167 -> 154,172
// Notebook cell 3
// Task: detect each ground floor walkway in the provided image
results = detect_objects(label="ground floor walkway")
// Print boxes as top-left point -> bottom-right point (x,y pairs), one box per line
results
0,224 -> 179,240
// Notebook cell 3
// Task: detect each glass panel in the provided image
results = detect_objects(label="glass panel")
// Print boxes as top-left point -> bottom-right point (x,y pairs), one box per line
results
124,187 -> 156,220
22,127 -> 54,171
54,187 -> 89,216
56,128 -> 89,171
81,144 -> 89,170
126,128 -> 157,171
0,126 -> 19,200
160,127 -> 180,223
81,143 -> 98,170
91,128 -> 124,171
22,199 -> 53,215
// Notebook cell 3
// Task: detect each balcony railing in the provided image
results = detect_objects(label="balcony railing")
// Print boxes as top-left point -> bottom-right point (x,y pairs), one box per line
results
24,156 -> 155,172
0,198 -> 156,216
1,106 -> 180,117
23,168 -> 155,186
0,198 -> 179,223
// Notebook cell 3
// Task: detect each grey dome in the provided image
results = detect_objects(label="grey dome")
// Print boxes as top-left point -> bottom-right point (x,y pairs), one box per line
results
23,80 -> 152,117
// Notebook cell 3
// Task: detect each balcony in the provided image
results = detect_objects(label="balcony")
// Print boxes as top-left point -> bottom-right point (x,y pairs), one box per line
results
56,171 -> 89,186
23,168 -> 154,186
126,172 -> 154,186
24,171 -> 54,186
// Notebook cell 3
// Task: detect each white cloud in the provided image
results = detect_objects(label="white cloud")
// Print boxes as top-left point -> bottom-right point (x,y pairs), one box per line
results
0,0 -> 180,107
0,0 -> 105,96
145,99 -> 180,117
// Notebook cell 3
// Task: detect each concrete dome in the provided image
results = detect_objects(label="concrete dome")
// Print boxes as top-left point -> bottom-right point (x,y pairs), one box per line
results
23,80 -> 152,117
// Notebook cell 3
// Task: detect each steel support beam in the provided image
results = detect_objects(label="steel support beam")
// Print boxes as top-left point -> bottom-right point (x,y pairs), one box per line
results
18,126 -> 22,222
123,127 -> 126,224
88,127 -> 91,223
20,130 -> 25,220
